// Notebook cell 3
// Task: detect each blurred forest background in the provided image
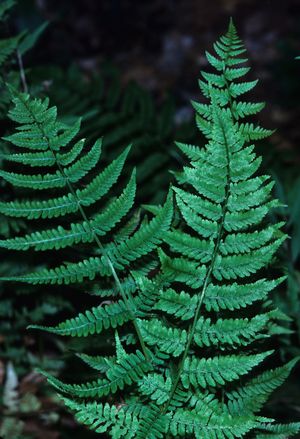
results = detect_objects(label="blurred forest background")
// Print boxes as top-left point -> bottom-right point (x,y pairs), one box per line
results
1,0 -> 300,437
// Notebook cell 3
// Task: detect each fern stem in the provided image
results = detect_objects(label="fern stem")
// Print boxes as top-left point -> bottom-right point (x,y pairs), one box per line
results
51,157 -> 150,361
18,94 -> 150,361
162,116 -> 231,413
222,23 -> 237,119
161,29 -> 240,396
16,50 -> 28,93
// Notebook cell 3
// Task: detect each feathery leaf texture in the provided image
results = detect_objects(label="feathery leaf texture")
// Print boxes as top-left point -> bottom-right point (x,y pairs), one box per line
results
46,20 -> 299,438
108,19 -> 298,439
0,90 -> 173,364
0,91 -> 172,283
0,19 -> 299,439
194,19 -> 273,142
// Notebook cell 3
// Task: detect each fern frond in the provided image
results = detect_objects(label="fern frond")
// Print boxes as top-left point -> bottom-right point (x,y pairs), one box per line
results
227,357 -> 300,415
135,405 -> 167,439
77,353 -> 115,372
181,351 -> 273,389
1,19 -> 298,439
195,18 -> 272,142
194,314 -> 269,348
41,350 -> 152,398
139,373 -> 172,405
30,300 -> 131,336
138,19 -> 299,438
154,289 -> 198,320
0,139 -> 130,219
167,410 -> 256,438
62,398 -> 140,437
256,423 -> 300,438
0,90 -> 173,368
138,318 -> 187,357
0,171 -> 136,251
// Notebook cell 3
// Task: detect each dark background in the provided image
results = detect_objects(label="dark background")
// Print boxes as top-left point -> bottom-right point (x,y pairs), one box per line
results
17,0 -> 300,160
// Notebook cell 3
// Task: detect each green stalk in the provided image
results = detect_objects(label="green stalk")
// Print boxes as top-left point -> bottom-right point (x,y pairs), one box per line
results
162,115 -> 231,414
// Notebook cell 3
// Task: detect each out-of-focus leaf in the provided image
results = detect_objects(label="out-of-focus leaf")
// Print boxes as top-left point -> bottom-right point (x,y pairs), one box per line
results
3,361 -> 19,413
19,22 -> 49,56
289,179 -> 300,261
0,0 -> 15,22
0,417 -> 24,439
19,392 -> 41,413
0,359 -> 4,385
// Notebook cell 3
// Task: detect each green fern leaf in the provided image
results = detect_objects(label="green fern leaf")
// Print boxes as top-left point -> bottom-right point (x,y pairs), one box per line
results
227,357 -> 300,415
141,19 -> 299,438
77,353 -> 115,372
154,288 -> 198,321
181,351 -> 273,389
168,410 -> 256,438
29,300 -> 131,336
256,422 -> 300,438
62,398 -> 140,437
40,350 -> 152,398
194,314 -> 270,348
204,278 -> 285,311
139,373 -> 172,405
138,318 -> 187,357
1,19 -> 298,439
0,170 -> 136,251
0,146 -> 130,219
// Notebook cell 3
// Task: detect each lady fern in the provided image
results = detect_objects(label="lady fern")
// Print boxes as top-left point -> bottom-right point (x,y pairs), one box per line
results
153,21 -> 299,437
0,19 -> 299,439
0,88 -> 173,363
